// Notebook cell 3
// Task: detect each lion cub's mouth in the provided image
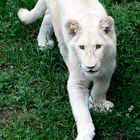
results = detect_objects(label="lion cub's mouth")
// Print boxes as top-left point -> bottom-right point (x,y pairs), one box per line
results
86,69 -> 99,73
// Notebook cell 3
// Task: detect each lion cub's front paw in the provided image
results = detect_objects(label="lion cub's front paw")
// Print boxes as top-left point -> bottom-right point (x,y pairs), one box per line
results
89,100 -> 114,112
75,135 -> 94,140
75,123 -> 95,140
75,131 -> 95,140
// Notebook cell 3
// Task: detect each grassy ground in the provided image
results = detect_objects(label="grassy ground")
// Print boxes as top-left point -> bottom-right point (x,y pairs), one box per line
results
0,0 -> 140,140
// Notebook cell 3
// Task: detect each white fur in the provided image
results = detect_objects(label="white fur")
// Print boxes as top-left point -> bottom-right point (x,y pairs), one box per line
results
18,0 -> 46,24
37,12 -> 54,50
18,0 -> 53,50
18,0 -> 117,139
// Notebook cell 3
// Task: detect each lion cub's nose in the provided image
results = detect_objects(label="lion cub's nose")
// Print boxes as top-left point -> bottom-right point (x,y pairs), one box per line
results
86,65 -> 96,70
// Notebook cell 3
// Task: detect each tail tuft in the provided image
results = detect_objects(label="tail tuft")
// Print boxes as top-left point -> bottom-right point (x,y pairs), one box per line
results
18,8 -> 32,24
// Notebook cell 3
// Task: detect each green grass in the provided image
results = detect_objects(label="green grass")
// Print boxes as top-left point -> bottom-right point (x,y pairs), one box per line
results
0,0 -> 140,140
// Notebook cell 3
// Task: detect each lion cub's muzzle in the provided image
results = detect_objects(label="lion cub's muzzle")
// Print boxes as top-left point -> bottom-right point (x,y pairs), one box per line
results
82,64 -> 100,74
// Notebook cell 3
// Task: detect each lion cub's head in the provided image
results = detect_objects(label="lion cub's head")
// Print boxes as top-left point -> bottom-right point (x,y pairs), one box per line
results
65,16 -> 116,76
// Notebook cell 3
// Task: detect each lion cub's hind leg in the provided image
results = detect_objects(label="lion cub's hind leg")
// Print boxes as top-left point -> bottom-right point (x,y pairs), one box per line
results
37,12 -> 54,50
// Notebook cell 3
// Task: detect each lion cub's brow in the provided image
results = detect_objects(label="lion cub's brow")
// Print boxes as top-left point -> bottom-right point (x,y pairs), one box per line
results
81,0 -> 91,6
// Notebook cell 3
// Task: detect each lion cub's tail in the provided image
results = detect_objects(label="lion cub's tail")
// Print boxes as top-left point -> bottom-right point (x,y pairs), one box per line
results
18,0 -> 47,24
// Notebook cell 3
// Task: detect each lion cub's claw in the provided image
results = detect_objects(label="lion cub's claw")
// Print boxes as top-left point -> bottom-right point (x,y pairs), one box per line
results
89,100 -> 114,112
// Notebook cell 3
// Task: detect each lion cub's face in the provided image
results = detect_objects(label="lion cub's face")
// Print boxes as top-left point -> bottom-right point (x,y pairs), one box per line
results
75,32 -> 106,75
65,16 -> 116,75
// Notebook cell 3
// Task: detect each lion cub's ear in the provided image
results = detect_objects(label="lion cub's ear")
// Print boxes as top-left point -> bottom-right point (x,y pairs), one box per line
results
99,16 -> 114,38
65,20 -> 81,39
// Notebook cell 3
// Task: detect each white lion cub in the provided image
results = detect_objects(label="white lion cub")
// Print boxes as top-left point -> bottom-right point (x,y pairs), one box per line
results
18,0 -> 116,139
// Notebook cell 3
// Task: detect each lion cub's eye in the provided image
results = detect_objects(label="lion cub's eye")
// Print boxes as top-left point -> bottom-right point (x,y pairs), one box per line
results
96,44 -> 102,49
79,45 -> 85,50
